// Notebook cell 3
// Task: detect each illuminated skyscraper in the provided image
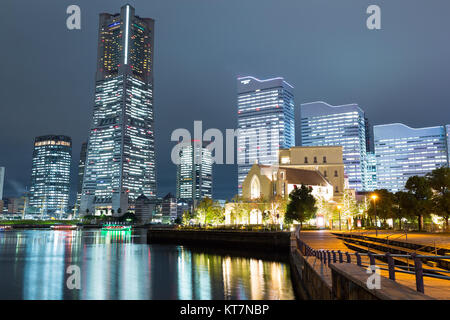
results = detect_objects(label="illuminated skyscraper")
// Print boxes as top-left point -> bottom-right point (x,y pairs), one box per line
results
75,142 -> 87,214
0,167 -> 5,200
300,101 -> 368,191
365,152 -> 377,191
81,4 -> 156,216
237,76 -> 295,195
29,135 -> 72,215
374,123 -> 449,192
176,142 -> 213,203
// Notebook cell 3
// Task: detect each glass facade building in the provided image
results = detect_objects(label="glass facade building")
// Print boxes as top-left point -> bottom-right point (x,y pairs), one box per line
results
374,123 -> 449,192
29,135 -> 72,215
176,142 -> 213,203
300,101 -> 368,191
81,5 -> 156,216
365,152 -> 377,191
237,76 -> 295,195
75,142 -> 87,214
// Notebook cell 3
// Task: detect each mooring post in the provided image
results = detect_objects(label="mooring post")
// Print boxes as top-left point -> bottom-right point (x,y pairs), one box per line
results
386,252 -> 395,281
412,253 -> 424,293
346,252 -> 351,263
355,252 -> 362,266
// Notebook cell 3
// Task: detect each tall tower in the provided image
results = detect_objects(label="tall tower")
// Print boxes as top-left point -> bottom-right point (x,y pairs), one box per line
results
237,76 -> 295,196
81,5 -> 156,216
29,135 -> 72,215
75,142 -> 87,214
176,141 -> 213,203
300,101 -> 367,191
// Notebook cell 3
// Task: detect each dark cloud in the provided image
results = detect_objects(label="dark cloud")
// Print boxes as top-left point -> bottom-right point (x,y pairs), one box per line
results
1,0 -> 449,202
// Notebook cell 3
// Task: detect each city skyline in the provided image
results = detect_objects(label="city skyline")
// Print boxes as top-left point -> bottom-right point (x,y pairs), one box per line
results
2,1 -> 450,202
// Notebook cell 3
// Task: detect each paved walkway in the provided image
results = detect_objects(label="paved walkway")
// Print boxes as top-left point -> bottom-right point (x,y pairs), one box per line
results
298,230 -> 450,300
333,230 -> 450,251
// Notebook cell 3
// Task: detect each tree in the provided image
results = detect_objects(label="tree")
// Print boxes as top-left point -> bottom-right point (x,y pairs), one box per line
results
182,211 -> 192,226
427,167 -> 450,230
195,197 -> 224,225
368,189 -> 395,228
405,176 -> 433,231
119,212 -> 136,223
269,195 -> 287,225
230,195 -> 247,225
284,185 -> 317,226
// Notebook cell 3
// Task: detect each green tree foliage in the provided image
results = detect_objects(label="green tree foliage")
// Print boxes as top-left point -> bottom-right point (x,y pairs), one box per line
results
368,189 -> 395,227
284,185 -> 317,226
195,197 -> 225,225
405,176 -> 433,231
182,211 -> 192,226
427,166 -> 450,230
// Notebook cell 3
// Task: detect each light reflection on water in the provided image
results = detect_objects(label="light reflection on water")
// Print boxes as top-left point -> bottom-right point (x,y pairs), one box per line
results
0,229 -> 295,300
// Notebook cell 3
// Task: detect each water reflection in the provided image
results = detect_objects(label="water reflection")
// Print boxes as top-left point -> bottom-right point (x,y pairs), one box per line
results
0,230 -> 294,300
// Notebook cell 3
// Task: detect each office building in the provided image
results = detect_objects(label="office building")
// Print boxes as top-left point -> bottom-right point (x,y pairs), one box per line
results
81,5 -> 156,216
176,141 -> 213,203
300,101 -> 368,191
374,123 -> 449,192
75,142 -> 87,214
237,76 -> 295,195
29,135 -> 72,215
365,152 -> 377,191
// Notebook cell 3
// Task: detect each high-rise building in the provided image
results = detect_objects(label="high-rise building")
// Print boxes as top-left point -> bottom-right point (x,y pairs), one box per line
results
176,141 -> 213,203
75,142 -> 87,214
374,123 -> 449,192
29,135 -> 72,215
365,152 -> 377,191
0,167 -> 5,200
81,5 -> 156,216
300,101 -> 367,191
237,76 -> 295,195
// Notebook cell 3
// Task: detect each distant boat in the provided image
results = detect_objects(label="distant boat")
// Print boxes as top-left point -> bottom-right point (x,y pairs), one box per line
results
51,225 -> 78,230
102,224 -> 132,231
0,226 -> 12,231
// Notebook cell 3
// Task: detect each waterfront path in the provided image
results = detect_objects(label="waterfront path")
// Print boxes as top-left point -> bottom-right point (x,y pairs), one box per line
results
298,230 -> 450,299
332,230 -> 450,251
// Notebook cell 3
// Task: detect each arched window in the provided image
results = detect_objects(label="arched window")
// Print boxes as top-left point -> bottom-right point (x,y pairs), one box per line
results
304,157 -> 308,164
250,175 -> 261,199
314,156 -> 317,164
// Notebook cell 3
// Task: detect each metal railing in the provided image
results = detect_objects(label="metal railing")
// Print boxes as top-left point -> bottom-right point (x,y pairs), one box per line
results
296,237 -> 450,294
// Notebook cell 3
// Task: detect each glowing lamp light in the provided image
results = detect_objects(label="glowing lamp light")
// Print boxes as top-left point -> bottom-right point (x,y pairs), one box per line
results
317,216 -> 324,227
371,194 -> 378,201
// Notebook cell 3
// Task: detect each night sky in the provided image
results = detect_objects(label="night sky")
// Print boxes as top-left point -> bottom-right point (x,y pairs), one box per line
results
1,0 -> 450,203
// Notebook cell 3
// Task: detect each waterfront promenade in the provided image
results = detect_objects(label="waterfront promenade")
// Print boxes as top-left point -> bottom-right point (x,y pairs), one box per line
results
298,230 -> 450,299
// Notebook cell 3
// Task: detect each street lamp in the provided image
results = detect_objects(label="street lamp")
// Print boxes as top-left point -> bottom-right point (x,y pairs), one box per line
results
371,194 -> 378,237
337,205 -> 342,231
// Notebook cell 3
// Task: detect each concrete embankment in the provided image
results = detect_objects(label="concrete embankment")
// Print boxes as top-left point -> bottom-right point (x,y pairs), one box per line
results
289,235 -> 434,300
147,229 -> 291,251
